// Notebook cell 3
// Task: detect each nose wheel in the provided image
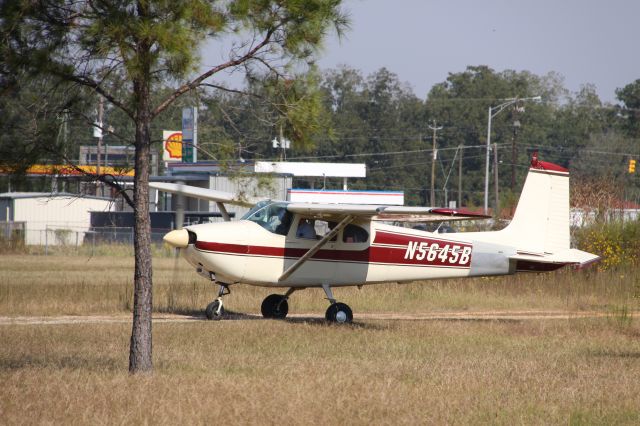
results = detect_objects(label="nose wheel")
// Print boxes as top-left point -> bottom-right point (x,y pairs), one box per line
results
205,283 -> 229,320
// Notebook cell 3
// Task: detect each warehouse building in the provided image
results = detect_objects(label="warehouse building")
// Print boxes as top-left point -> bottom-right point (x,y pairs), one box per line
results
0,192 -> 114,245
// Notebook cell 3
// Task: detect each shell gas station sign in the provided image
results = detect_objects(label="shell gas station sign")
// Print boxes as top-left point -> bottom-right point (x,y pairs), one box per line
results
163,130 -> 182,162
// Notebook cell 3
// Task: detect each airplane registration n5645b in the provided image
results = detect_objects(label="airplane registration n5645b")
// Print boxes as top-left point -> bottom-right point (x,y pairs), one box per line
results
151,154 -> 598,323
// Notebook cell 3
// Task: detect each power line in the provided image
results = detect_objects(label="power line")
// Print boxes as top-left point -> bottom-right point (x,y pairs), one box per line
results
283,143 -> 503,162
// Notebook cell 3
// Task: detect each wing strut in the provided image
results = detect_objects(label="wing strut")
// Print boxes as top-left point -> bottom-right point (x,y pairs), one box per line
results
216,202 -> 231,222
278,215 -> 354,282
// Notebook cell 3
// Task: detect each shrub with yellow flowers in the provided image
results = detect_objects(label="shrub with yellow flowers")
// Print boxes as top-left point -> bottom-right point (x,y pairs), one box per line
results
573,220 -> 640,270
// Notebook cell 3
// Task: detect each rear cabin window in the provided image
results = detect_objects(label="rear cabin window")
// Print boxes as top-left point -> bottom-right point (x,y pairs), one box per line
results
343,224 -> 368,243
295,219 -> 341,241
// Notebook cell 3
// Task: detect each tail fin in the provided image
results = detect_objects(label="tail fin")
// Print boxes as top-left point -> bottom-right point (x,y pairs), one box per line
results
499,153 -> 570,255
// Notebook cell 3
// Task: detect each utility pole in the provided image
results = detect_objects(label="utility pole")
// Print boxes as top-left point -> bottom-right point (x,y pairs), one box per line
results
493,143 -> 499,217
279,124 -> 286,161
96,96 -> 104,196
458,144 -> 463,208
511,116 -> 521,192
484,96 -> 541,214
60,110 -> 69,192
428,121 -> 443,206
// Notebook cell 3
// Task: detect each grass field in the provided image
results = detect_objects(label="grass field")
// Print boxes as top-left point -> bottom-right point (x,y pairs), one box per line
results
1,254 -> 640,424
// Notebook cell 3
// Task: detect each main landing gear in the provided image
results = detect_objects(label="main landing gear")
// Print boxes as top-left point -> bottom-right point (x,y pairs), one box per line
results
261,288 -> 297,319
259,285 -> 353,324
322,284 -> 353,324
203,279 -> 353,324
205,283 -> 229,320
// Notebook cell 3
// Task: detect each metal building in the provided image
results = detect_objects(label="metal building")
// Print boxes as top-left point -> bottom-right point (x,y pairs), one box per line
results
0,192 -> 114,245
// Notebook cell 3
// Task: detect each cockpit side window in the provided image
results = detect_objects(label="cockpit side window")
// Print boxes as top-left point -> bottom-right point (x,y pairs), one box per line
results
274,209 -> 293,235
242,201 -> 292,235
295,218 -> 317,239
241,200 -> 271,221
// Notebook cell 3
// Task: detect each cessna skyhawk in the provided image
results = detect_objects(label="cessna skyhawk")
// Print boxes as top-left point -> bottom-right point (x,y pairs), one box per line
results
151,154 -> 598,323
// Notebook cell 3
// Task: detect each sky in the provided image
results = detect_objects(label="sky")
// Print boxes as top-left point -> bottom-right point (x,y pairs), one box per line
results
311,0 -> 640,103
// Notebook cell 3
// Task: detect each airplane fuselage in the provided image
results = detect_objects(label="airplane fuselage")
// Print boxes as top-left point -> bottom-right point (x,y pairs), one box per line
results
182,219 -> 521,288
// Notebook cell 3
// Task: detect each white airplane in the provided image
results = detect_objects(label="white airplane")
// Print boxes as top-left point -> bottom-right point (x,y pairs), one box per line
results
151,154 -> 598,323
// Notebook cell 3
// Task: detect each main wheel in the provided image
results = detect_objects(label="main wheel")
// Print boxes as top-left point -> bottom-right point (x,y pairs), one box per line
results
325,302 -> 353,324
205,299 -> 224,320
261,294 -> 289,319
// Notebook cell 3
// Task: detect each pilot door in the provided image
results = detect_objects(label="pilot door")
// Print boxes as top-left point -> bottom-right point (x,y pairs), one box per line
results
333,222 -> 371,285
283,216 -> 337,285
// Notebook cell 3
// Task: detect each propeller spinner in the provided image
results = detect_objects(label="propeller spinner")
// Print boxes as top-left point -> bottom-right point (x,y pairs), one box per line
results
163,229 -> 190,248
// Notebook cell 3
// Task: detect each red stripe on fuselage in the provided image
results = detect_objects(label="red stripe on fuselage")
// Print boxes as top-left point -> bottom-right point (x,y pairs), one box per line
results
195,241 -> 369,262
195,230 -> 472,268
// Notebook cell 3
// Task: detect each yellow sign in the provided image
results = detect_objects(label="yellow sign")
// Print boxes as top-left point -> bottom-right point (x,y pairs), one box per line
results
163,131 -> 182,162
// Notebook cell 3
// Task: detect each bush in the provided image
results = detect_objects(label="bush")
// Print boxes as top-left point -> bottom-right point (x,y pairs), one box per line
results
573,220 -> 640,270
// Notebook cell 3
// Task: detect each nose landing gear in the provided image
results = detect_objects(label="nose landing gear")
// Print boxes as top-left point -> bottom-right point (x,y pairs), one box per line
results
205,283 -> 230,320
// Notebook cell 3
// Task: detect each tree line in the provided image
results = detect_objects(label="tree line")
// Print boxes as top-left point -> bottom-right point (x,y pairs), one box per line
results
4,65 -> 638,209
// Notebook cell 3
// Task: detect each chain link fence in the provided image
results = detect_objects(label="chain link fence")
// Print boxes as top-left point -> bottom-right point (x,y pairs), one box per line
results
0,222 -> 173,255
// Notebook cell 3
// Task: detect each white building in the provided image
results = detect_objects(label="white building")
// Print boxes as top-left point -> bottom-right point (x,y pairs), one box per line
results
0,192 -> 115,245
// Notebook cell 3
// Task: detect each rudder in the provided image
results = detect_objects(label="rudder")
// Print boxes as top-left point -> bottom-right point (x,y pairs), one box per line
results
498,154 -> 570,255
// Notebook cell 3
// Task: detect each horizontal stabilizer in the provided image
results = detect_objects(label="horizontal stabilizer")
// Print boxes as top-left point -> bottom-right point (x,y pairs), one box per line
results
510,249 -> 600,272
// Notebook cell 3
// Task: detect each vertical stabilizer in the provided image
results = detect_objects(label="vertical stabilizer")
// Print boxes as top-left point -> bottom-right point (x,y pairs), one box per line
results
498,154 -> 570,255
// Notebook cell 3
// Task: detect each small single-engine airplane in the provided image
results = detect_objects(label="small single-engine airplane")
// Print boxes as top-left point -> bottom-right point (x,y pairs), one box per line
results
151,154 -> 598,323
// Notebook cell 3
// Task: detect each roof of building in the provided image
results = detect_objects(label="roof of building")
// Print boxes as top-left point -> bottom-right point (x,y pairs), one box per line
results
0,192 -> 112,201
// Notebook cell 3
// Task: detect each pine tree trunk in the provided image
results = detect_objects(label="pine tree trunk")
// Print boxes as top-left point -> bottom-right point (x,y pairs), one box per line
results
129,77 -> 153,373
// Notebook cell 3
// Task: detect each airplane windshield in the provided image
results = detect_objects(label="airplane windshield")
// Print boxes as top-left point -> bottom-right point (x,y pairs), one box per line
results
241,201 -> 292,235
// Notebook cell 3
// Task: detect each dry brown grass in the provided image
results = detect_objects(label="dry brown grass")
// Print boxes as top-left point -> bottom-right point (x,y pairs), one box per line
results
0,254 -> 637,316
1,319 -> 639,424
1,254 -> 640,424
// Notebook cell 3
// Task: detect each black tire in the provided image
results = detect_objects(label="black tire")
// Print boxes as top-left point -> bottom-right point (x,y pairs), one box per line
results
261,294 -> 289,319
325,302 -> 353,324
205,300 -> 224,320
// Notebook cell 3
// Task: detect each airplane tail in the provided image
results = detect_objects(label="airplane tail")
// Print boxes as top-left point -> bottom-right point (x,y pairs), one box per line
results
496,153 -> 599,270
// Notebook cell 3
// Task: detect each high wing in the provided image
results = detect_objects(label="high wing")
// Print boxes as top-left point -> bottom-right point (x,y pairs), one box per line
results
149,182 -> 263,207
286,203 -> 379,216
287,203 -> 491,222
150,182 -> 490,222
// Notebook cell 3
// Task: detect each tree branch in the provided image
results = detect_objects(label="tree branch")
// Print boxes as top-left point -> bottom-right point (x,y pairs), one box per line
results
56,70 -> 135,119
48,146 -> 136,209
152,27 -> 277,117
99,173 -> 135,209
200,83 -> 263,99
